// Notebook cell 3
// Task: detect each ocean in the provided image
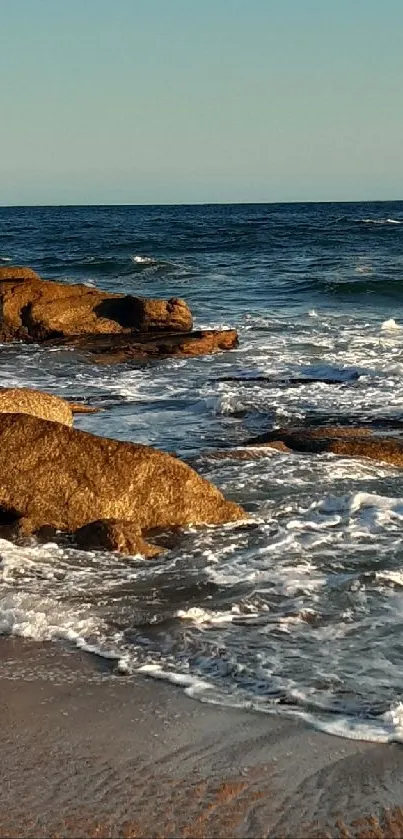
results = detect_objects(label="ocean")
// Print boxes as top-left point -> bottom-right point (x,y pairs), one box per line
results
2,200 -> 403,744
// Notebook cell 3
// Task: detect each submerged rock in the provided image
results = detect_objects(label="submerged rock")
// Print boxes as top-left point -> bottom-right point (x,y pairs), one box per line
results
0,414 -> 244,554
0,387 -> 73,426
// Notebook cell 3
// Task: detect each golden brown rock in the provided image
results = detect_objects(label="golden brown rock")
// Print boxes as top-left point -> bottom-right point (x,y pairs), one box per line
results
247,425 -> 403,467
0,269 -> 239,361
325,437 -> 403,466
0,415 -> 245,549
0,266 -> 40,281
298,426 -> 372,439
0,387 -> 73,426
0,268 -> 192,341
247,425 -> 373,447
69,403 -> 101,414
74,519 -> 161,557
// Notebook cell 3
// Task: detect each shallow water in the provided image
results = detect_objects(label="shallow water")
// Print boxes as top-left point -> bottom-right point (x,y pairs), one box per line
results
2,201 -> 403,742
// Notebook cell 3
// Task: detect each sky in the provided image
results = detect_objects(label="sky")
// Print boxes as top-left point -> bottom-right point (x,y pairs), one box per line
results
1,0 -> 402,205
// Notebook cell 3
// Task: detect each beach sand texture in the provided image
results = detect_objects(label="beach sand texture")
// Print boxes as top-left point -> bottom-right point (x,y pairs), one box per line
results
2,638 -> 403,839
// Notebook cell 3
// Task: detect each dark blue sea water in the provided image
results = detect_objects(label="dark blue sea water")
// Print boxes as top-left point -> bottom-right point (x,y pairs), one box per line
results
2,201 -> 403,742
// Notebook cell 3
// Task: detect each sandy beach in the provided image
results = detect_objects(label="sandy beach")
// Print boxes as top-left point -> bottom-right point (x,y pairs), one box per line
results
1,638 -> 403,838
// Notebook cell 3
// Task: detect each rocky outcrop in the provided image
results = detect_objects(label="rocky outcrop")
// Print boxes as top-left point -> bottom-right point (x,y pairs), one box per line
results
0,267 -> 239,362
246,425 -> 403,467
68,328 -> 239,363
0,414 -> 245,554
0,387 -> 73,426
75,519 -> 162,557
0,268 -> 192,342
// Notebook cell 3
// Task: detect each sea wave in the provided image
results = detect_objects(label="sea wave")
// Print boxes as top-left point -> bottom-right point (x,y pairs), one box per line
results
3,486 -> 403,744
318,276 -> 403,297
360,218 -> 403,225
130,254 -> 189,275
132,255 -> 158,265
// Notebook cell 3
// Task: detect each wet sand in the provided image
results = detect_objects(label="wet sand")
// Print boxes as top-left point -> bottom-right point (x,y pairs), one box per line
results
2,638 -> 403,838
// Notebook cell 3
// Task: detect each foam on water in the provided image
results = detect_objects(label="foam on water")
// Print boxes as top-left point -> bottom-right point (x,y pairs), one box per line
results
132,255 -> 157,264
361,218 -> 403,225
381,318 -> 401,330
3,481 -> 403,742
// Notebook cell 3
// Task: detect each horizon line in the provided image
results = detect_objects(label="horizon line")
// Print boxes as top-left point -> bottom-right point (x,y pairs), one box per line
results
0,197 -> 402,209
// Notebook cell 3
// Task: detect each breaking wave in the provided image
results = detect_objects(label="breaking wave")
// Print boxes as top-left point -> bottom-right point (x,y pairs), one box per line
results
360,218 -> 403,225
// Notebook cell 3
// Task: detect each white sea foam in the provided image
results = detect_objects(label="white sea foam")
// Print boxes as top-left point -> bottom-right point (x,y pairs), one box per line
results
362,218 -> 403,225
176,606 -> 235,625
381,318 -> 401,331
132,255 -> 157,264
2,489 -> 403,746
355,264 -> 373,274
135,665 -> 403,743
305,703 -> 403,743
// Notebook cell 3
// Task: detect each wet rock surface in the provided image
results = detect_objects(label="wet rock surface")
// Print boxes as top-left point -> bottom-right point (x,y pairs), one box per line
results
74,519 -> 162,557
0,413 -> 244,553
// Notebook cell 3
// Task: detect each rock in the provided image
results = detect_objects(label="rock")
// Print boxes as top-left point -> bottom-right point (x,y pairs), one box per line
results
321,437 -> 403,466
246,425 -> 373,446
291,426 -> 372,439
74,519 -> 161,557
200,442 -> 291,461
0,268 -> 239,362
0,268 -> 193,342
0,266 -> 40,281
0,387 -> 73,426
246,425 -> 403,467
71,329 -> 239,363
69,403 -> 102,414
264,440 -> 293,452
0,414 -> 245,553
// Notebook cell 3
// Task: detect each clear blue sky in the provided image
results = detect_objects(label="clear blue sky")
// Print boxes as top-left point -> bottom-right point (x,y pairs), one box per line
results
1,0 -> 402,205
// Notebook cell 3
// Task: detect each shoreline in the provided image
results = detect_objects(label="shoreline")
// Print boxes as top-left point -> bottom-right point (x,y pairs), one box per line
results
2,638 -> 403,838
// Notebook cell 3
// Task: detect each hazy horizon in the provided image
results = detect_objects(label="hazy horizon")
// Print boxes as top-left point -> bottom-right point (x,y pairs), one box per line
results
1,198 -> 403,210
1,0 -> 402,206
